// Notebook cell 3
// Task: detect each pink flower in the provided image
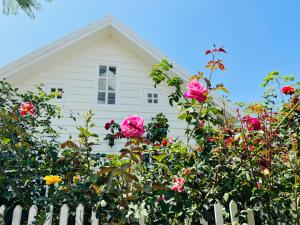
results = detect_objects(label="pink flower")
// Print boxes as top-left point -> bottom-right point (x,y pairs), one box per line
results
19,102 -> 35,116
172,177 -> 185,193
244,115 -> 261,131
120,115 -> 145,138
184,80 -> 208,102
281,86 -> 296,95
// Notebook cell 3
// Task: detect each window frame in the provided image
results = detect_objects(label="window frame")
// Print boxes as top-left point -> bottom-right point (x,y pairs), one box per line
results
142,88 -> 163,108
95,64 -> 119,107
44,82 -> 69,104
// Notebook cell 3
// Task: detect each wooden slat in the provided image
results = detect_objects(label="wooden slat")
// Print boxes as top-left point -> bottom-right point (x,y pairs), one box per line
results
246,209 -> 255,225
229,200 -> 238,225
91,210 -> 99,225
75,204 -> 84,225
44,205 -> 53,225
200,217 -> 208,225
214,203 -> 224,225
27,205 -> 38,225
59,204 -> 69,225
12,205 -> 22,225
0,205 -> 5,215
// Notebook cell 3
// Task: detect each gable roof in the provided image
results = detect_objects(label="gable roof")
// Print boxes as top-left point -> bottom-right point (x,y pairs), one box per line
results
0,15 -> 237,117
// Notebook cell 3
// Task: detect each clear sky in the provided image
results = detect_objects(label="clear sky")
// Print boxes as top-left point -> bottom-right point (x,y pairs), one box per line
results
0,0 -> 299,103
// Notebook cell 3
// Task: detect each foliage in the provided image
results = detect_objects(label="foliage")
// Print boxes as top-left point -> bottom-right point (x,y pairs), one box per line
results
2,0 -> 51,18
0,45 -> 300,225
145,113 -> 169,143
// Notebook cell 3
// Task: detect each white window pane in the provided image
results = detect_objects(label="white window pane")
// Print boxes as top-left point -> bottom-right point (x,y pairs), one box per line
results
98,92 -> 106,104
108,79 -> 116,91
99,65 -> 107,78
108,66 -> 116,78
98,78 -> 106,91
107,92 -> 115,104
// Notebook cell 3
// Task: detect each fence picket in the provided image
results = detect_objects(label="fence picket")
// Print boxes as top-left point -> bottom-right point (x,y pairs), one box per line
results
75,204 -> 84,225
246,209 -> 255,225
0,205 -> 5,216
27,205 -> 38,225
59,204 -> 69,225
44,204 -> 53,225
12,205 -> 22,225
91,210 -> 99,225
200,217 -> 208,225
214,203 -> 224,225
229,200 -> 238,225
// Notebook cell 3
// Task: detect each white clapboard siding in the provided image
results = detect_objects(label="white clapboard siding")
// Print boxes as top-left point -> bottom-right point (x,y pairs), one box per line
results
14,35 -> 188,153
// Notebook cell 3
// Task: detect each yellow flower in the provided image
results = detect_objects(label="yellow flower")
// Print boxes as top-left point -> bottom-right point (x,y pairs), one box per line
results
73,175 -> 80,183
59,186 -> 68,191
43,175 -> 62,185
262,168 -> 270,176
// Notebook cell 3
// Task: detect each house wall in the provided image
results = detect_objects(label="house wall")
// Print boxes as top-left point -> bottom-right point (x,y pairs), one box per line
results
15,36 -> 186,153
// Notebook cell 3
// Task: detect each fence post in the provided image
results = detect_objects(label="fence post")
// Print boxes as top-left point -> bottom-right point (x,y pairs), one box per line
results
12,205 -> 22,225
246,209 -> 255,225
75,204 -> 84,225
59,204 -> 69,225
91,210 -> 99,225
214,202 -> 224,225
229,200 -> 238,225
27,205 -> 38,225
0,205 -> 5,224
44,204 -> 53,225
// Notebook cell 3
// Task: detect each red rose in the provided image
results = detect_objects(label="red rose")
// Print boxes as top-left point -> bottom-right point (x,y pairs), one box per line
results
104,122 -> 111,130
244,115 -> 261,131
162,140 -> 168,146
281,86 -> 296,95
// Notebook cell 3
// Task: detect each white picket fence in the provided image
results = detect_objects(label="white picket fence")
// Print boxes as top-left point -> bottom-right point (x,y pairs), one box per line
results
0,200 -> 258,225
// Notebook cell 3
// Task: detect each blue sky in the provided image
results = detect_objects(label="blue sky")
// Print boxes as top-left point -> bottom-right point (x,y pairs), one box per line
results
0,0 -> 299,103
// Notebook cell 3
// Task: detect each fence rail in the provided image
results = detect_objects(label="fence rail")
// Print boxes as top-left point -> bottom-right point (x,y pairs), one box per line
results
0,200 -> 284,225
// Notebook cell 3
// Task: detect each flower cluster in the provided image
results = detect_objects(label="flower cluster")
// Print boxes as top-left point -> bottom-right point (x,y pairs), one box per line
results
282,86 -> 296,95
120,115 -> 145,138
19,101 -> 35,116
244,115 -> 261,131
171,177 -> 185,193
43,175 -> 62,185
184,80 -> 208,102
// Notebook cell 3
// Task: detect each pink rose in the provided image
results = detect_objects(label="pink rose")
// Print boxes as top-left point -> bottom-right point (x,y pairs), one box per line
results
171,177 -> 185,193
19,102 -> 35,116
184,80 -> 208,102
120,115 -> 145,138
244,115 -> 261,131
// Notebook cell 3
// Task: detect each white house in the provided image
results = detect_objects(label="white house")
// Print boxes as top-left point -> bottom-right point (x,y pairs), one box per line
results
0,16 -> 236,153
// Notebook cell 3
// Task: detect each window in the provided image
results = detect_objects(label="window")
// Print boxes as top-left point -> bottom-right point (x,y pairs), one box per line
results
98,65 -> 116,104
50,87 -> 64,99
147,93 -> 159,104
143,89 -> 162,107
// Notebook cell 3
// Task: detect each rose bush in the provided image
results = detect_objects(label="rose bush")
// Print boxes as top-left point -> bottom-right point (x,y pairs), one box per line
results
0,45 -> 299,225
